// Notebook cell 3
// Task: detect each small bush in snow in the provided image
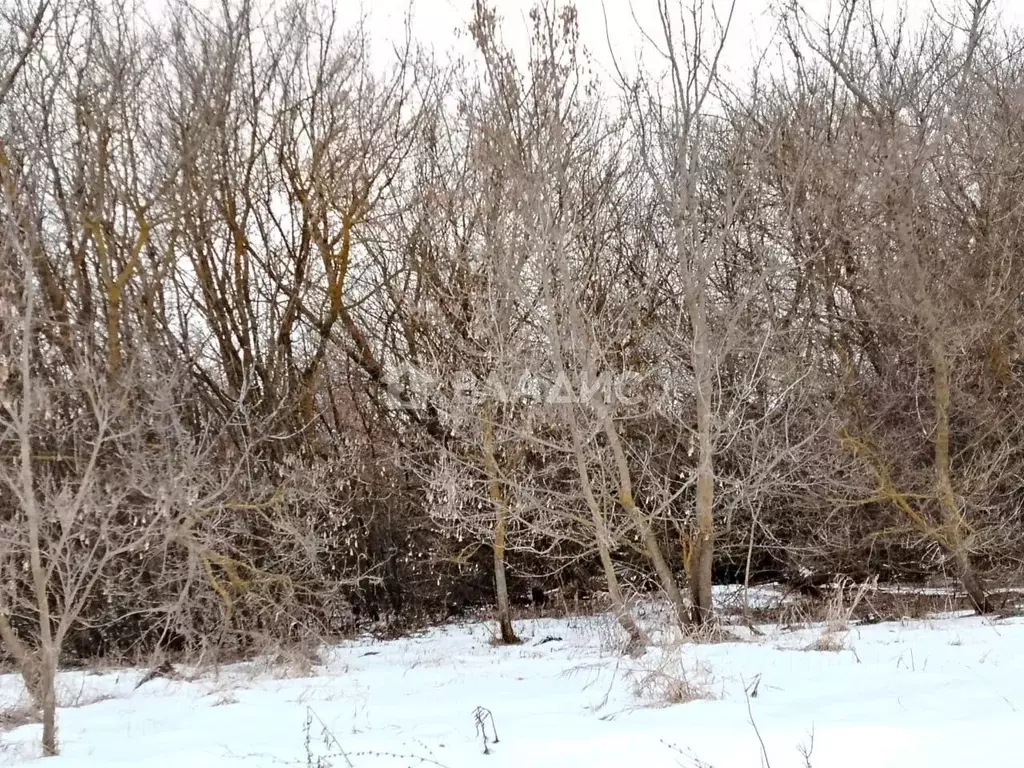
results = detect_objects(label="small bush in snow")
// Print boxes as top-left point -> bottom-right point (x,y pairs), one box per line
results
805,577 -> 876,652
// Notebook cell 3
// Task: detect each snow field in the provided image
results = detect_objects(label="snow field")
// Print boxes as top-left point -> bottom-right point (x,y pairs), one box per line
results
1,605 -> 1022,767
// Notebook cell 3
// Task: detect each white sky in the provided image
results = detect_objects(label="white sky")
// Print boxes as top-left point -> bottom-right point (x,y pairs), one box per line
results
360,0 -> 1024,82
364,0 -> 769,79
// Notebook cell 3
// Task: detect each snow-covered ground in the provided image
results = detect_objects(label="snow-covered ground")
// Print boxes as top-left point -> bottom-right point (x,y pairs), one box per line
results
2,602 -> 1022,767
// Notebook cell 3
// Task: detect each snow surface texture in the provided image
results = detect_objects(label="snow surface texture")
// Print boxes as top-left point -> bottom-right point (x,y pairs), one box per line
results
2,599 -> 1022,767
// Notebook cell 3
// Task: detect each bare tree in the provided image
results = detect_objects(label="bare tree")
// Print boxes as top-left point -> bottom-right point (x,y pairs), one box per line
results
0,139 -> 178,754
777,0 -> 1015,611
614,0 -> 742,626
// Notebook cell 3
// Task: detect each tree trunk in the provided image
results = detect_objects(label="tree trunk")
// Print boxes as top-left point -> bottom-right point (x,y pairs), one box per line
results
597,410 -> 688,627
492,507 -> 519,644
482,417 -> 520,644
567,410 -> 647,655
893,210 -> 992,616
639,518 -> 689,627
955,549 -> 991,614
596,529 -> 647,656
40,652 -> 57,757
493,540 -> 518,644
689,332 -> 715,627
930,336 -> 991,614
587,494 -> 647,656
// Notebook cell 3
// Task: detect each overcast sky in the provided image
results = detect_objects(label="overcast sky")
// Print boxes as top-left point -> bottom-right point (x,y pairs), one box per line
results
359,0 -> 1024,83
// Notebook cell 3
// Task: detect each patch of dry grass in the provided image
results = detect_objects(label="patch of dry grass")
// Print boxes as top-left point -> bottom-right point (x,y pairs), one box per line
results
0,700 -> 38,733
628,629 -> 718,707
803,577 -> 876,653
630,653 -> 716,707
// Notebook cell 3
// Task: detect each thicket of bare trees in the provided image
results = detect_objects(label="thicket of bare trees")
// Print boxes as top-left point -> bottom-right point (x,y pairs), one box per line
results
3,0 -> 1024,751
